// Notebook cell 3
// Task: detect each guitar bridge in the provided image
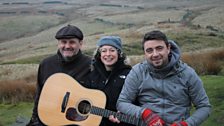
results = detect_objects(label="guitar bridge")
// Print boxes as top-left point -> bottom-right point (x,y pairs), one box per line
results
61,92 -> 70,113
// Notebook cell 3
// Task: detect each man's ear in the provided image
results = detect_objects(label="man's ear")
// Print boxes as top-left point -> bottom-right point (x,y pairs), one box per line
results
167,43 -> 171,54
79,40 -> 83,46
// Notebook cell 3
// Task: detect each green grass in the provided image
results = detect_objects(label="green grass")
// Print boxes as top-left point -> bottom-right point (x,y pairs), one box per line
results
201,75 -> 224,126
167,31 -> 224,52
123,43 -> 143,55
0,54 -> 51,65
0,75 -> 223,126
0,102 -> 33,126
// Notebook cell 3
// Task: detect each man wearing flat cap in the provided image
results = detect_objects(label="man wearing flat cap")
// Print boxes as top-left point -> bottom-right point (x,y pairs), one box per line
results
27,25 -> 91,126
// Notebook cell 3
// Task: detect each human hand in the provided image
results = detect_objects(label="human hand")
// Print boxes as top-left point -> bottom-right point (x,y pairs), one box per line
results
170,121 -> 188,126
142,108 -> 165,126
109,115 -> 120,123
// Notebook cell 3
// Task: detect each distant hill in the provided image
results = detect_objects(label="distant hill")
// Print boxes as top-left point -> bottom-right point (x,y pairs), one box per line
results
0,0 -> 224,64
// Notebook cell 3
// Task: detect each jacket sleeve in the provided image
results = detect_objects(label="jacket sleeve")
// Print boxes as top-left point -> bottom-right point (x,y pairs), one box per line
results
185,68 -> 212,126
116,64 -> 145,118
27,64 -> 45,126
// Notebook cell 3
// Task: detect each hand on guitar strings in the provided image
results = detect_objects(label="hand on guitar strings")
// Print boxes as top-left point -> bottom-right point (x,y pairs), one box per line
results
109,111 -> 121,123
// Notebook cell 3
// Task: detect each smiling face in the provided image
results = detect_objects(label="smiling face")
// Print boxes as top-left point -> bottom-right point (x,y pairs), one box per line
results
58,38 -> 82,58
144,40 -> 171,68
99,45 -> 119,70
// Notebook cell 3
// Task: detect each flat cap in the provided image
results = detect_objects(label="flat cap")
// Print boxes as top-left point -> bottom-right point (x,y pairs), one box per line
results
55,25 -> 83,40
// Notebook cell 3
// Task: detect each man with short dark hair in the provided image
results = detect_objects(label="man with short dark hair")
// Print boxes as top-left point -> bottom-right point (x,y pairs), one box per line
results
27,25 -> 91,126
116,30 -> 211,126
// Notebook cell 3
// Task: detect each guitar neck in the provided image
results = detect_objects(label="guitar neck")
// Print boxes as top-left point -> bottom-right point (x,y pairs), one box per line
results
91,106 -> 143,126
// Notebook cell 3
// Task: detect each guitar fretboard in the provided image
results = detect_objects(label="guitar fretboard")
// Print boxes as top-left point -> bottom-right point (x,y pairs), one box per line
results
90,106 -> 145,126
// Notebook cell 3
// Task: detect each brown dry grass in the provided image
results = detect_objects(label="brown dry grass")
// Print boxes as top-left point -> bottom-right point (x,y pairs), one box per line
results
0,75 -> 36,104
182,48 -> 224,75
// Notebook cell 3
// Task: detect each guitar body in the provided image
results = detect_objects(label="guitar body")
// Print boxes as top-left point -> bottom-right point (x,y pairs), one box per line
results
38,73 -> 106,126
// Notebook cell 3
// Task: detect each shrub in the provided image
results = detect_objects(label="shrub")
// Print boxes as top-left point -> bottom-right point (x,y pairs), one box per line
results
0,75 -> 36,104
182,48 -> 224,75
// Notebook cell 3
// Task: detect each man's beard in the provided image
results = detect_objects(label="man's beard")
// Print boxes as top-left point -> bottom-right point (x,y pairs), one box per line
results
62,50 -> 78,62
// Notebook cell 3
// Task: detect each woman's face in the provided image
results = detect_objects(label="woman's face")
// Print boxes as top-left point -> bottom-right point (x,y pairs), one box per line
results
99,45 -> 119,70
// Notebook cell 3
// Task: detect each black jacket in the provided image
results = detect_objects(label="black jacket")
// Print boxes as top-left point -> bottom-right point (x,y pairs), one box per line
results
28,50 -> 91,126
84,59 -> 133,126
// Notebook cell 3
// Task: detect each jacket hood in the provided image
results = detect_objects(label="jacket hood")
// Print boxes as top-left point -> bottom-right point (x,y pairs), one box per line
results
166,40 -> 181,69
144,40 -> 184,78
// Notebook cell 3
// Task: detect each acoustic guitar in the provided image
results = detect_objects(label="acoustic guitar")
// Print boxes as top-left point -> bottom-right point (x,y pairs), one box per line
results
38,73 -> 145,126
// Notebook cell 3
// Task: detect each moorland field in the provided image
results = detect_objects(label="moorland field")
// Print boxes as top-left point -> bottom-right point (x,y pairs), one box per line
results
0,0 -> 224,125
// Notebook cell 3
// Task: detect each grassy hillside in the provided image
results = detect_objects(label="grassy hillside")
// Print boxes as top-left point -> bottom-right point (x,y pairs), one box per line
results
0,15 -> 64,42
0,0 -> 224,64
0,102 -> 33,126
201,76 -> 224,126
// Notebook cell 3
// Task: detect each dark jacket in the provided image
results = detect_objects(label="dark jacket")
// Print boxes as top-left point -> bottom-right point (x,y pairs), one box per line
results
84,59 -> 133,126
28,50 -> 91,126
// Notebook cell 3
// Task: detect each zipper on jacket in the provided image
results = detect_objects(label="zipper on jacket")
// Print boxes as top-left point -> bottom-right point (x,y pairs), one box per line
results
105,79 -> 109,85
104,71 -> 114,85
162,79 -> 165,120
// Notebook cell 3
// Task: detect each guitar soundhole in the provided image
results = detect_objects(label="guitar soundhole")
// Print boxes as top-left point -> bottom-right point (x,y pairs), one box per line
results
66,107 -> 87,121
78,100 -> 91,115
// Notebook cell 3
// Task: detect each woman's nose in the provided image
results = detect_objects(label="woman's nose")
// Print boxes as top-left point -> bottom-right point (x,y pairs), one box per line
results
106,50 -> 111,55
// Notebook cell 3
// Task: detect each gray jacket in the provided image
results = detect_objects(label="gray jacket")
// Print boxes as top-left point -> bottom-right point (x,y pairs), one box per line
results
117,41 -> 211,126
